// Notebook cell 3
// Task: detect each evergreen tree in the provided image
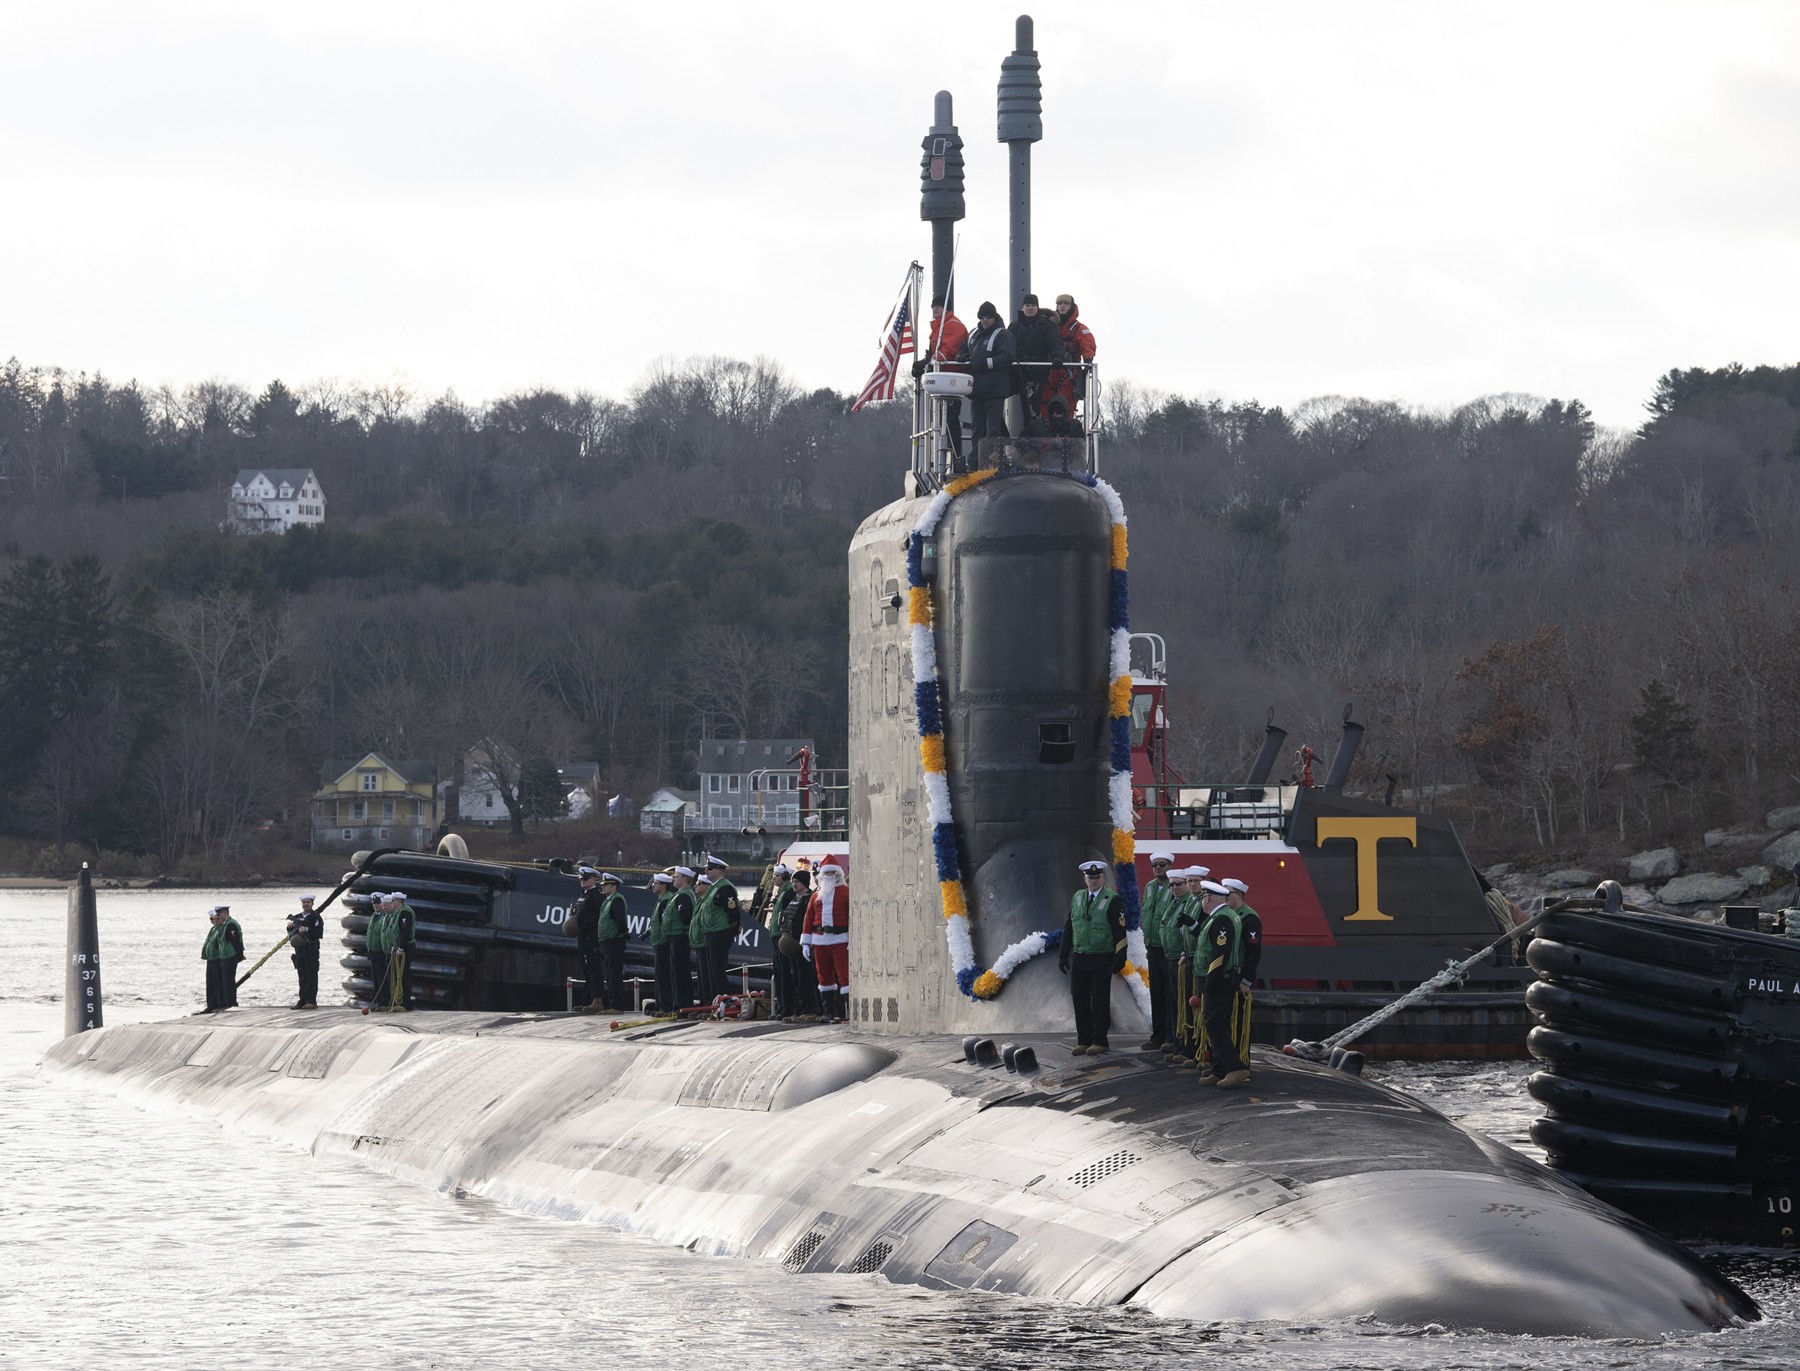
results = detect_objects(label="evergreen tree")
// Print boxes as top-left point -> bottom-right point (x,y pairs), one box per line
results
1629,679 -> 1698,788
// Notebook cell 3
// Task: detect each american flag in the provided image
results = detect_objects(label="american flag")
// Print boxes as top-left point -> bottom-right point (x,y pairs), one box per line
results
851,289 -> 914,412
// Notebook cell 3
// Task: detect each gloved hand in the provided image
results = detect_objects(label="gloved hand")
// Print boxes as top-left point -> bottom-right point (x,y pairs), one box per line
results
1057,956 -> 1069,975
802,945 -> 813,962
911,358 -> 928,380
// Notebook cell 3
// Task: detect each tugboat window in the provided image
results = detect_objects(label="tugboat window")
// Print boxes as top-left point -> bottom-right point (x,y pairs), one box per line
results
1130,691 -> 1153,748
1038,722 -> 1075,764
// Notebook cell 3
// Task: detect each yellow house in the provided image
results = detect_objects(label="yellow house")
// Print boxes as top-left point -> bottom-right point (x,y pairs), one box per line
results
310,754 -> 439,853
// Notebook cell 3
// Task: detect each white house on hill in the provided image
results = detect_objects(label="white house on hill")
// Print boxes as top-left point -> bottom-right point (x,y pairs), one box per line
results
228,468 -> 326,534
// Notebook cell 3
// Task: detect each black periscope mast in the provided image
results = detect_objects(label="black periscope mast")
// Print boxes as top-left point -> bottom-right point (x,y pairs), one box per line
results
43,16 -> 1759,1336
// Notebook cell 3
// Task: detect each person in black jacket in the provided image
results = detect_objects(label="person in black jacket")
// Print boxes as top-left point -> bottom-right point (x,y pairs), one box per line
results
1010,293 -> 1063,426
957,301 -> 1017,449
286,895 -> 324,1009
778,867 -> 819,1020
570,865 -> 609,1009
666,866 -> 698,1011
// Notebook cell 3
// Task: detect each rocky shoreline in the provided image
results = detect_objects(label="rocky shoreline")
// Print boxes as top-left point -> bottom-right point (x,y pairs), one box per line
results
1486,803 -> 1800,925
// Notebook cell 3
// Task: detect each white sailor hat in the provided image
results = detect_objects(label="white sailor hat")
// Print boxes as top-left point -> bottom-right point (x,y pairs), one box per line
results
697,873 -> 714,886
577,865 -> 601,879
703,855 -> 730,870
1200,880 -> 1230,897
1221,878 -> 1249,894
599,872 -> 623,885
1078,860 -> 1107,874
1149,852 -> 1175,865
209,904 -> 230,915
650,872 -> 674,885
1188,865 -> 1211,879
673,865 -> 696,879
773,862 -> 792,875
387,891 -> 407,902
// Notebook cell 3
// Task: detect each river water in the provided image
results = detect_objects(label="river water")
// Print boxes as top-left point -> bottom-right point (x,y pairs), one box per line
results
3,885 -> 1797,1369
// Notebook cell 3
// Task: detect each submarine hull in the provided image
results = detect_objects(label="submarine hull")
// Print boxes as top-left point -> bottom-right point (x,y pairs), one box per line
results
43,1010 -> 1755,1336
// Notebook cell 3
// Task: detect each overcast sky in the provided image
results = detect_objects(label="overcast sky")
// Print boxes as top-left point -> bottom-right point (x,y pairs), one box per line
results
4,0 -> 1797,429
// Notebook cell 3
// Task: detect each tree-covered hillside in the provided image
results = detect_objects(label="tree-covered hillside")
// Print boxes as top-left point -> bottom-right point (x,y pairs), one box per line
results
4,354 -> 1798,872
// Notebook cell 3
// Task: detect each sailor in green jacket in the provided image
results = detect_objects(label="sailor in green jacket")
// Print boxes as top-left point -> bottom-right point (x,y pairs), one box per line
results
201,904 -> 244,1012
1166,866 -> 1208,1065
1139,852 -> 1176,1052
364,891 -> 392,1008
692,855 -> 741,1004
1057,860 -> 1127,1055
1195,879 -> 1250,1087
648,871 -> 677,1014
574,868 -> 630,1012
368,891 -> 417,1011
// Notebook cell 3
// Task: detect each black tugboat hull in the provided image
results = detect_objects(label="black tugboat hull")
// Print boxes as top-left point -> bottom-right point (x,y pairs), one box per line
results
1526,907 -> 1800,1246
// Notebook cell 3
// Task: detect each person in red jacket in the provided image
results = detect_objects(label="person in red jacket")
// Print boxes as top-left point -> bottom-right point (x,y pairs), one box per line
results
800,861 -> 850,1023
912,293 -> 970,465
1043,293 -> 1097,423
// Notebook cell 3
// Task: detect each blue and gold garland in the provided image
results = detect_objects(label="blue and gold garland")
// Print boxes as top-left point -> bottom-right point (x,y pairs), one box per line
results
906,469 -> 1151,1019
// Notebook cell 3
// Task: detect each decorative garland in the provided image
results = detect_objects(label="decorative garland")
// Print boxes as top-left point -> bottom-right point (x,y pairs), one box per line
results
905,467 -> 1150,1024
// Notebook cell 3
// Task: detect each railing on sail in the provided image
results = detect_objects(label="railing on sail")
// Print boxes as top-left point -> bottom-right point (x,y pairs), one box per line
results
910,360 -> 1103,493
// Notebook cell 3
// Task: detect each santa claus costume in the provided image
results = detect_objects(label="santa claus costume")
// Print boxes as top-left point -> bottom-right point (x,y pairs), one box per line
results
800,863 -> 850,1023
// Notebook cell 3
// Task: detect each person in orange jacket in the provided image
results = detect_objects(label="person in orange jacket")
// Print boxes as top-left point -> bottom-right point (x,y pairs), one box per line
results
1043,293 -> 1097,422
912,292 -> 970,464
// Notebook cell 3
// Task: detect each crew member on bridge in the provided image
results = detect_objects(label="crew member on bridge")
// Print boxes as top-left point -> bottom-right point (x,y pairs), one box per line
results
286,894 -> 323,1009
201,903 -> 244,1012
913,292 -> 969,466
1044,293 -> 1096,420
1195,879 -> 1250,1088
801,862 -> 851,1022
667,866 -> 698,1010
648,871 -> 677,1014
1059,860 -> 1126,1055
957,302 -> 1017,448
1139,854 -> 1176,1052
1011,292 -> 1063,427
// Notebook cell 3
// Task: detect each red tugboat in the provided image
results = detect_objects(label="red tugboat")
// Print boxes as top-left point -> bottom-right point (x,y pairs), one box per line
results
1117,637 -> 1532,1057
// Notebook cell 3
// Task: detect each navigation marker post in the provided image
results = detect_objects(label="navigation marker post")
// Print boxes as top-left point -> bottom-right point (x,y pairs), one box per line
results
65,863 -> 103,1036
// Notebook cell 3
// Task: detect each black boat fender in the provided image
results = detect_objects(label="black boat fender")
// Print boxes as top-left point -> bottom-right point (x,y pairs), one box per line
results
1538,910 -> 1733,972
1527,937 -> 1739,1010
1525,980 -> 1734,1050
1527,1070 -> 1748,1137
1527,1025 -> 1740,1091
1531,1116 -> 1741,1173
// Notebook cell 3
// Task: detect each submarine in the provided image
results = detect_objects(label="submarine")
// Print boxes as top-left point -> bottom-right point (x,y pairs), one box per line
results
43,16 -> 1758,1336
